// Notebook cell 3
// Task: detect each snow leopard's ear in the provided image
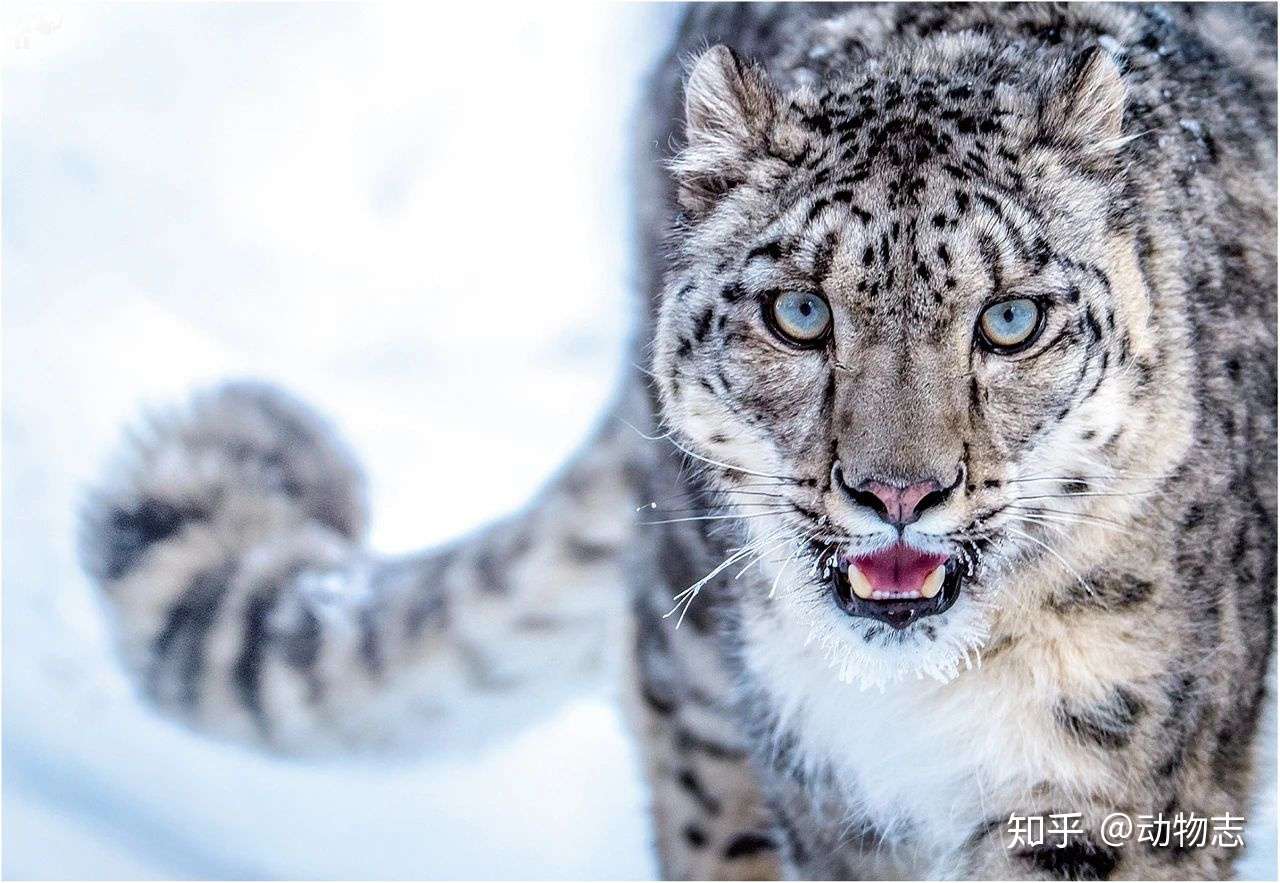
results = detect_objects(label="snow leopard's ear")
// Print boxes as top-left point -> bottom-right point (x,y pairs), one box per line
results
1045,45 -> 1128,153
672,44 -> 778,214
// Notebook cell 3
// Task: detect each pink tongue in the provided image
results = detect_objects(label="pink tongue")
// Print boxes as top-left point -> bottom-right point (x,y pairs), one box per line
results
849,544 -> 948,593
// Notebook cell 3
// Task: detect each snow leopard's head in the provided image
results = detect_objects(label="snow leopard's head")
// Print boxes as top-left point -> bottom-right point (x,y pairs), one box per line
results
652,40 -> 1190,687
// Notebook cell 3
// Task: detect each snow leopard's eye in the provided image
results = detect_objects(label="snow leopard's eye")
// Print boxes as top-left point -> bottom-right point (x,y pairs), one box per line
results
767,291 -> 832,347
977,297 -> 1043,352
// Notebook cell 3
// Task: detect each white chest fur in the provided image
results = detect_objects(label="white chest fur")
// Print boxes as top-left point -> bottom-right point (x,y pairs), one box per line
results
740,610 -> 1114,864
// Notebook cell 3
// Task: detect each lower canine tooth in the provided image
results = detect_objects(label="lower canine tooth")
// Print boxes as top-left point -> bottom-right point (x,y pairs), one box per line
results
921,564 -> 946,599
849,566 -> 874,600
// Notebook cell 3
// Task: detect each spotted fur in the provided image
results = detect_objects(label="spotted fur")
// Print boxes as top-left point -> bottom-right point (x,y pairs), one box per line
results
637,2 -> 1275,878
81,4 -> 1274,879
80,381 -> 640,752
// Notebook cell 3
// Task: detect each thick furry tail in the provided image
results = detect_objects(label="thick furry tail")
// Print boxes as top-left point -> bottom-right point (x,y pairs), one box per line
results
80,381 -> 638,753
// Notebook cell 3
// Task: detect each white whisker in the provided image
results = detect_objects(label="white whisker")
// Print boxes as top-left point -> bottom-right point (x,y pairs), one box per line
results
1004,525 -> 1093,594
665,526 -> 787,627
641,511 -> 789,526
771,529 -> 818,598
620,419 -> 806,482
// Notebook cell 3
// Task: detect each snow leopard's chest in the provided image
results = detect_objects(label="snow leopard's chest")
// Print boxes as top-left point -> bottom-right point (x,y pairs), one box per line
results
738,613 -> 1121,864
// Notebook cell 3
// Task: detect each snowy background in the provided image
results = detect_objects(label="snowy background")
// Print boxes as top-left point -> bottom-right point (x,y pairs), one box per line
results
2,3 -> 1274,880
4,3 -> 678,877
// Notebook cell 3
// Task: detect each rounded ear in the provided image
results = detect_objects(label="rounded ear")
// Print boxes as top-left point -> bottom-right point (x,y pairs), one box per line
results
1045,45 -> 1127,150
671,45 -> 778,214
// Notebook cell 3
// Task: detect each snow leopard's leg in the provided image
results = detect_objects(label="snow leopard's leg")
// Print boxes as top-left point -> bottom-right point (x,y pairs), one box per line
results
953,796 -> 1236,881
943,668 -> 1259,881
80,381 -> 638,753
624,503 -> 782,880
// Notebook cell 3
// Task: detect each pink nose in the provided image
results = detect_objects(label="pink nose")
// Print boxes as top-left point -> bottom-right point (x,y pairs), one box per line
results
855,478 -> 945,525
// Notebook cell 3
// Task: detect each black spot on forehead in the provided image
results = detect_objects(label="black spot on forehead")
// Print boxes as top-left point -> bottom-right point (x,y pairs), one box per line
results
798,56 -> 1036,212
730,60 -> 1094,333
746,240 -> 784,262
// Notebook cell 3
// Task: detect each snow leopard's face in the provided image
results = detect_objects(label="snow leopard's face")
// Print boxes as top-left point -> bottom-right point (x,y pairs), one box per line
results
654,44 -> 1174,686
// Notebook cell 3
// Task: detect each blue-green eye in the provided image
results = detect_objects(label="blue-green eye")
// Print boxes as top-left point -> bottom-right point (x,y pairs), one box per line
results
768,291 -> 832,346
978,297 -> 1042,351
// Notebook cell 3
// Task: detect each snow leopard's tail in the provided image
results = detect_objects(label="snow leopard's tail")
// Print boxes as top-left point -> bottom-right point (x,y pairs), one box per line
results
79,381 -> 641,753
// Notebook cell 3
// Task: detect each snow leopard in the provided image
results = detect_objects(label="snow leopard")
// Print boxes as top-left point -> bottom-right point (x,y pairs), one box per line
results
80,3 -> 1275,879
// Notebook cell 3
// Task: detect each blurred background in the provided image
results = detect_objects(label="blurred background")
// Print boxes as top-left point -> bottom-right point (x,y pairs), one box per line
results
2,3 -> 1274,880
4,2 -> 679,877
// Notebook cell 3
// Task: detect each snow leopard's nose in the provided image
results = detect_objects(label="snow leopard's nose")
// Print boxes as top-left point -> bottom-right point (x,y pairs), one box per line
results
836,469 -> 958,526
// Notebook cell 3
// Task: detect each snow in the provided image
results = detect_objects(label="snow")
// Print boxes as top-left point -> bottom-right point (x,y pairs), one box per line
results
3,3 -> 677,877
2,3 -> 1274,879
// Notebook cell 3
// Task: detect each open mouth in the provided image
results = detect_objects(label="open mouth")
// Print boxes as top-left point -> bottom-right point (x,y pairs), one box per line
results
831,543 -> 964,630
